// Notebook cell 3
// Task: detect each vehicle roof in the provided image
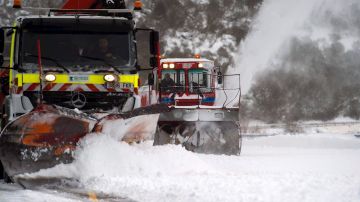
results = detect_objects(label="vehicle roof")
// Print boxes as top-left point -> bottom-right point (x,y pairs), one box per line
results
17,15 -> 134,31
18,14 -> 131,21
161,58 -> 213,63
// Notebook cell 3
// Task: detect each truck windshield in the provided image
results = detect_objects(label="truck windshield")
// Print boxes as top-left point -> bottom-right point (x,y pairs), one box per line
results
160,69 -> 185,93
21,31 -> 136,72
188,69 -> 212,93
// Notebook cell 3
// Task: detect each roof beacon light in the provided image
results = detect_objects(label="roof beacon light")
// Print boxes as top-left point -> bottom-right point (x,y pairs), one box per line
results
13,0 -> 21,8
134,0 -> 143,11
194,54 -> 201,59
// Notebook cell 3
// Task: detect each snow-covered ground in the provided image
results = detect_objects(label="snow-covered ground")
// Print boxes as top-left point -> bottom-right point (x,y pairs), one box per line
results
1,131 -> 360,202
244,118 -> 360,136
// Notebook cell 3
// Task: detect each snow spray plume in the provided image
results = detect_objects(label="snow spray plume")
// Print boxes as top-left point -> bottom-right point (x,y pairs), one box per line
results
231,0 -> 360,122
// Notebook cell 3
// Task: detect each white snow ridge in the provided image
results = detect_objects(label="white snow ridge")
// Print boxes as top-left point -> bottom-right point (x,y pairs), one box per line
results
4,129 -> 359,202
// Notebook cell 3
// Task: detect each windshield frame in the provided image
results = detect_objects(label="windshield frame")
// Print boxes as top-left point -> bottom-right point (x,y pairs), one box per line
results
188,68 -> 213,93
160,69 -> 186,93
19,28 -> 136,73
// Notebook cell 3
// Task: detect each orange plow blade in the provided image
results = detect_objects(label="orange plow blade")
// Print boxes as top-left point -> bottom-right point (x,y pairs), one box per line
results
0,104 -> 168,179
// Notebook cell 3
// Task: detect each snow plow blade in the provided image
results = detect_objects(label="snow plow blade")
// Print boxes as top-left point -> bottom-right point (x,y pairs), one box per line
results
0,104 -> 96,178
154,108 -> 241,155
93,104 -> 169,143
0,104 -> 168,179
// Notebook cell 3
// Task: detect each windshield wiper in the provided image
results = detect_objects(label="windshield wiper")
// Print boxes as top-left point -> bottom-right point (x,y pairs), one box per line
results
24,53 -> 70,73
79,55 -> 121,73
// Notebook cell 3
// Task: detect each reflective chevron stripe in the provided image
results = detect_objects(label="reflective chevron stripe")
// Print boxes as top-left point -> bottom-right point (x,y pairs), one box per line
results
20,83 -> 133,93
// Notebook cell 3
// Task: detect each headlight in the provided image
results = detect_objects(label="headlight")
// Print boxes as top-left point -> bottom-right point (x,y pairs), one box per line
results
169,63 -> 175,69
163,64 -> 169,69
198,63 -> 204,68
45,74 -> 56,82
104,74 -> 116,82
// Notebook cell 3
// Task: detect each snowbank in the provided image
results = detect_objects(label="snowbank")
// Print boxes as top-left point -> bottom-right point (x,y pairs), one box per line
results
14,131 -> 360,202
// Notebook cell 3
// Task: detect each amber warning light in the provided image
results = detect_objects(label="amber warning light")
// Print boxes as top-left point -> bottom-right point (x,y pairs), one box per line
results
134,0 -> 143,10
13,0 -> 21,8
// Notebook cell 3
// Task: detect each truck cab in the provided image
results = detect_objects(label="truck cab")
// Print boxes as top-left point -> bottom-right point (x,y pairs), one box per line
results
158,58 -> 217,106
0,9 -> 159,121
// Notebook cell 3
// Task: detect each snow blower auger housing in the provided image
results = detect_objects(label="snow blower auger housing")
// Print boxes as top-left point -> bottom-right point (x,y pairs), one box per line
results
0,0 -> 163,181
140,58 -> 242,155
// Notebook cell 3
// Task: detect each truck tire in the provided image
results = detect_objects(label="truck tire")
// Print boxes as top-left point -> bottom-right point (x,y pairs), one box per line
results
0,161 -> 11,183
0,161 -> 3,180
0,105 -> 7,130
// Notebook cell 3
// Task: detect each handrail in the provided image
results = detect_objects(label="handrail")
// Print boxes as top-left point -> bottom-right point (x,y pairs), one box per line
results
159,73 -> 241,108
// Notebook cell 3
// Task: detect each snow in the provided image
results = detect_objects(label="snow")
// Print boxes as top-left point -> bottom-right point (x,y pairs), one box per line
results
3,128 -> 360,202
0,186 -> 82,202
231,0 -> 360,93
163,32 -> 237,60
331,116 -> 359,123
244,117 -> 360,136
189,0 -> 209,5
99,114 -> 160,141
231,0 -> 317,92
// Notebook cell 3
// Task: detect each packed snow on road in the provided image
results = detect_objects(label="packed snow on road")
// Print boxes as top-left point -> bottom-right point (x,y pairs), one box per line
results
1,122 -> 360,202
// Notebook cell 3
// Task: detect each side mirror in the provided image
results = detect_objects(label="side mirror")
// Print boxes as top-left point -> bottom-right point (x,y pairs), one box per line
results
135,28 -> 159,70
6,29 -> 14,37
148,73 -> 154,85
0,55 -> 3,67
149,31 -> 159,67
13,64 -> 19,71
217,71 -> 223,84
0,28 -> 4,54
0,28 -> 4,67
150,31 -> 159,56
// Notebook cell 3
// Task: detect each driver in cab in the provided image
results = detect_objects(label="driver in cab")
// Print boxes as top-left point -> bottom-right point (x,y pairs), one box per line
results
161,73 -> 175,92
81,38 -> 116,61
97,38 -> 116,60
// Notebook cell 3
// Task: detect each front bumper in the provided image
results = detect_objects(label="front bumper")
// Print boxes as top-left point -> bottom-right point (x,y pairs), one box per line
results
24,91 -> 132,110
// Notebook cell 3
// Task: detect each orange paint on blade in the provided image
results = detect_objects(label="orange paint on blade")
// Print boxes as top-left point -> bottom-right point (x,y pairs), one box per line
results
22,121 -> 55,147
22,134 -> 51,147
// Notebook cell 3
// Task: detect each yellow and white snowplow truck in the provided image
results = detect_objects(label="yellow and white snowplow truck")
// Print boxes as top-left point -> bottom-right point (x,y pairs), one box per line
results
0,0 -> 165,183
